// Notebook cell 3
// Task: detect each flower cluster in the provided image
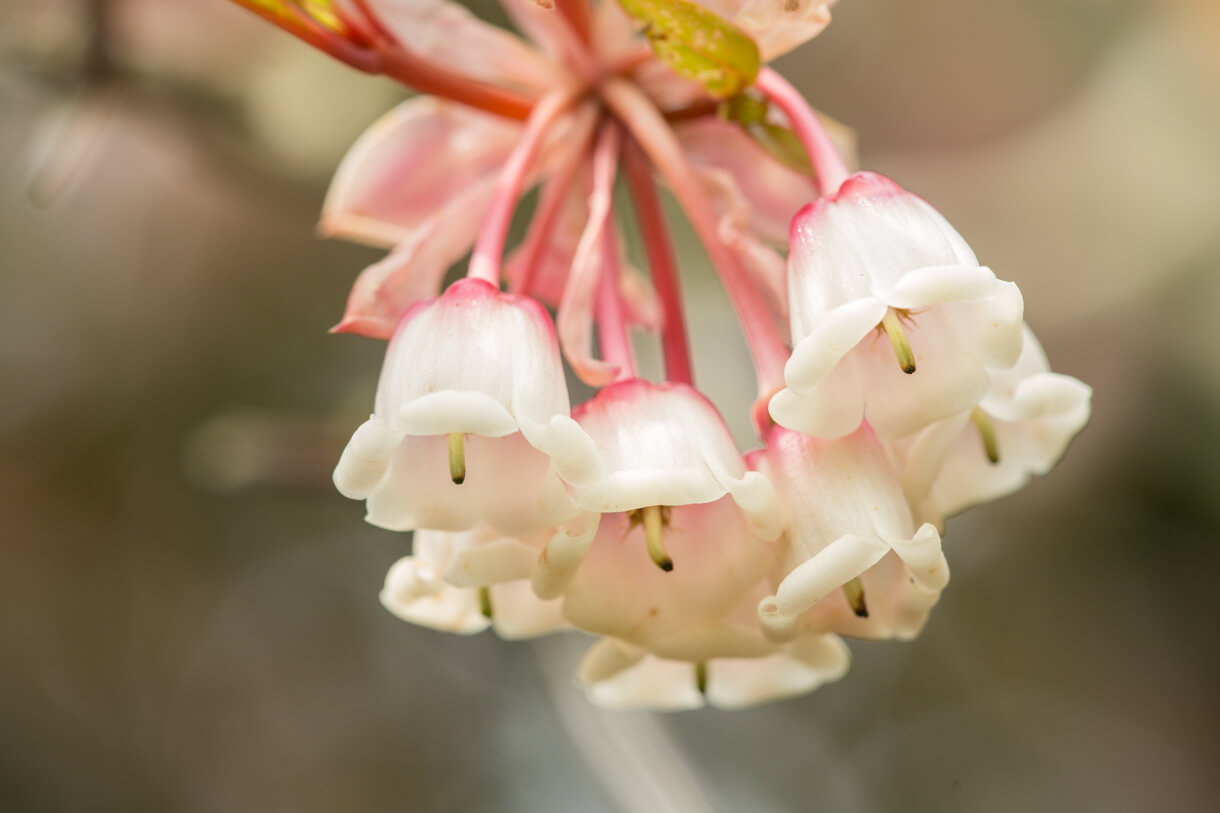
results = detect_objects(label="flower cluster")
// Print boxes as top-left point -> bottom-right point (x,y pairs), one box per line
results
235,0 -> 1091,709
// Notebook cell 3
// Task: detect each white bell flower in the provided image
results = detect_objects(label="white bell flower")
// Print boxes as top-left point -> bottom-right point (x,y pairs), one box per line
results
530,379 -> 782,594
380,528 -> 567,639
769,171 -> 1025,441
334,277 -> 579,536
753,424 -> 950,641
893,324 -> 1093,522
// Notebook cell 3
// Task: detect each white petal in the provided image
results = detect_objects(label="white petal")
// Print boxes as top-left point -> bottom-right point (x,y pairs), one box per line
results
333,416 -> 403,499
705,635 -> 851,709
775,533 -> 891,617
583,654 -> 705,711
380,556 -> 490,635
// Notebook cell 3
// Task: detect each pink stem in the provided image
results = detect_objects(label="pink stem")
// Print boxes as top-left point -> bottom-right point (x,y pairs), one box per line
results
467,87 -> 582,286
600,79 -> 788,400
754,68 -> 850,197
623,140 -> 692,386
511,105 -> 598,296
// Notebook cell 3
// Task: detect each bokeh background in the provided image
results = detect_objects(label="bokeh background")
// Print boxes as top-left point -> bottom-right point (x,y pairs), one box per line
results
2,1 -> 1218,810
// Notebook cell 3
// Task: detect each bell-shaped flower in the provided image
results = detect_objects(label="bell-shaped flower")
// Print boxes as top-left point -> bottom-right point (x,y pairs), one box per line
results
893,325 -> 1093,523
753,424 -> 950,642
380,528 -> 567,639
577,632 -> 850,711
769,171 -> 1025,441
529,379 -> 781,600
333,278 -> 579,536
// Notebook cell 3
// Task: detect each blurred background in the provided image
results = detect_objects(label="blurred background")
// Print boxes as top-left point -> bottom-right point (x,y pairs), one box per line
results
1,0 -> 1218,810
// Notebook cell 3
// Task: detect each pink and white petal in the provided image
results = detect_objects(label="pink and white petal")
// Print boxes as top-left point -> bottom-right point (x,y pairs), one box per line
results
321,97 -> 520,248
677,117 -> 817,243
775,533 -> 892,618
365,0 -> 554,92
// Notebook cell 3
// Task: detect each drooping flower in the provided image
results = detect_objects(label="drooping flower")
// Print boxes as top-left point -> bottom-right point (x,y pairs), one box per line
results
752,424 -> 949,641
333,277 -> 579,536
891,324 -> 1093,524
769,171 -> 1026,441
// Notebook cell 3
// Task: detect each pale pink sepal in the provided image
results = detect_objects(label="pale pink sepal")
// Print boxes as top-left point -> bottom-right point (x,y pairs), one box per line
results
320,97 -> 521,248
365,0 -> 554,92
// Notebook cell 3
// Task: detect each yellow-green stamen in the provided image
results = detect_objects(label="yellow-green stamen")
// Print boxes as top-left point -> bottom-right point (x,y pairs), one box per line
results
843,577 -> 869,618
642,505 -> 674,572
448,433 -> 466,484
478,586 -> 493,619
970,407 -> 1001,464
880,308 -> 916,374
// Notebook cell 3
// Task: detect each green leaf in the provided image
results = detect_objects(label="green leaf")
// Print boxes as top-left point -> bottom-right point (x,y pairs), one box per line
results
617,0 -> 761,99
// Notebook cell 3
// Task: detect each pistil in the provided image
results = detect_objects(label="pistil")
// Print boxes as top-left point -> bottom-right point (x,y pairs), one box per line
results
448,433 -> 466,484
880,308 -> 917,374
